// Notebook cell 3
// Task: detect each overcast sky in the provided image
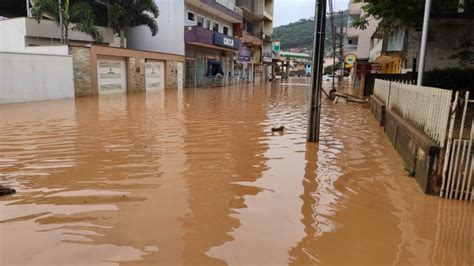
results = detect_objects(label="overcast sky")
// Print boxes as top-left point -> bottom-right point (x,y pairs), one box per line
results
274,0 -> 349,27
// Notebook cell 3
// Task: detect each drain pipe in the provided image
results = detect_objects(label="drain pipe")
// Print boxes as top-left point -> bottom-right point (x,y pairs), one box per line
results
417,0 -> 432,86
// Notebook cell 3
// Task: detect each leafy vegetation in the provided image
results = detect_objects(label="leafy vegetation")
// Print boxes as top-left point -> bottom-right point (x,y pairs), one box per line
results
424,68 -> 474,91
274,12 -> 348,52
107,0 -> 159,48
352,0 -> 473,33
32,0 -> 103,43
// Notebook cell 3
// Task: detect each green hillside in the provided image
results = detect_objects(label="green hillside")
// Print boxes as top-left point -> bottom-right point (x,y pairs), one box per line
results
274,12 -> 348,52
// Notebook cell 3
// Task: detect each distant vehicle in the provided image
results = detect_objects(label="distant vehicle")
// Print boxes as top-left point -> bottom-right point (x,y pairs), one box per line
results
323,75 -> 335,81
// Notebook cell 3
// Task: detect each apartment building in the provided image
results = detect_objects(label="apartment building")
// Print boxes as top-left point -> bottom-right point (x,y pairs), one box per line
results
235,0 -> 263,83
262,0 -> 274,80
183,0 -> 243,87
0,0 -> 184,102
345,0 -> 379,94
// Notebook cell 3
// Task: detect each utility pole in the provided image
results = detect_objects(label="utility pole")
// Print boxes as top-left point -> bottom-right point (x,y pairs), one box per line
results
307,0 -> 327,142
328,1 -> 336,91
417,0 -> 432,85
338,11 -> 344,88
58,0 -> 64,44
26,0 -> 31,17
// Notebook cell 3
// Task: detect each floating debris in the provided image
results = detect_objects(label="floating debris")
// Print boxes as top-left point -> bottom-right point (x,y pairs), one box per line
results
271,126 -> 285,132
0,185 -> 16,196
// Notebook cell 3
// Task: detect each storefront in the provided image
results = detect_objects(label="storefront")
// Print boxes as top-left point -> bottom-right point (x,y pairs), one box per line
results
235,46 -> 253,83
184,26 -> 241,88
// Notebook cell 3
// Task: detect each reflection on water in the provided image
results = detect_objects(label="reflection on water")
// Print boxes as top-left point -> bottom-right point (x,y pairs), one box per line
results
0,79 -> 472,265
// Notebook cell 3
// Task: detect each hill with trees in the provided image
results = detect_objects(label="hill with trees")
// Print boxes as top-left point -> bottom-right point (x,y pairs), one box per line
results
273,12 -> 348,52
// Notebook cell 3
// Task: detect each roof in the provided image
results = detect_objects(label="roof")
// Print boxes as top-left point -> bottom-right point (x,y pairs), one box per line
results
279,51 -> 311,59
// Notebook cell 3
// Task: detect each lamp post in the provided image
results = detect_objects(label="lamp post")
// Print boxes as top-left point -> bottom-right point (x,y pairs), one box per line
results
417,0 -> 432,85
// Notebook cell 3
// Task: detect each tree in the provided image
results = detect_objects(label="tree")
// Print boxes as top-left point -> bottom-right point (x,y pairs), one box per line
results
449,34 -> 474,68
32,0 -> 103,44
107,0 -> 159,48
351,0 -> 471,33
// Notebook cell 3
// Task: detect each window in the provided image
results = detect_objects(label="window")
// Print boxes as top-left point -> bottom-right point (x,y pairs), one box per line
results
204,19 -> 211,29
223,26 -> 229,36
197,16 -> 204,27
187,11 -> 195,22
207,61 -> 223,77
212,22 -> 219,32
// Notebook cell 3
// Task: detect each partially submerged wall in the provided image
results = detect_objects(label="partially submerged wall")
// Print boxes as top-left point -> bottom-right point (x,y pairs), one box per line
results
385,110 -> 441,194
0,52 -> 74,104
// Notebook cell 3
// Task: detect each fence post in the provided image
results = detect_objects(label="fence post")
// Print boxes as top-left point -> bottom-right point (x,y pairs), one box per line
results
440,92 -> 459,198
387,81 -> 392,110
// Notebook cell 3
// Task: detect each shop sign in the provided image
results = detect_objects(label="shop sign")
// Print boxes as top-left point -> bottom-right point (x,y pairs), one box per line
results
214,33 -> 240,50
344,53 -> 357,67
238,46 -> 252,62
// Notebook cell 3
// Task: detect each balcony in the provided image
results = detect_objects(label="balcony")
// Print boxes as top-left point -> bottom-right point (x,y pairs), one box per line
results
186,0 -> 243,23
236,0 -> 260,19
215,0 -> 243,15
263,10 -> 273,21
348,2 -> 362,15
262,52 -> 272,63
242,32 -> 263,46
185,26 -> 241,51
345,44 -> 358,52
6,17 -> 114,45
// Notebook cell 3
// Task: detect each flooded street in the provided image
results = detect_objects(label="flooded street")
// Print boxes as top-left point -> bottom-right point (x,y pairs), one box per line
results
0,79 -> 472,265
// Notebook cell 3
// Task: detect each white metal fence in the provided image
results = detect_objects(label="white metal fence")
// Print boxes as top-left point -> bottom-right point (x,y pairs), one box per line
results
373,79 -> 473,201
373,79 -> 453,147
373,79 -> 391,104
440,92 -> 473,201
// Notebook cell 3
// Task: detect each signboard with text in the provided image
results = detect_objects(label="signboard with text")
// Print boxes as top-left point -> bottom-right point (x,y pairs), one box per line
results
213,33 -> 240,50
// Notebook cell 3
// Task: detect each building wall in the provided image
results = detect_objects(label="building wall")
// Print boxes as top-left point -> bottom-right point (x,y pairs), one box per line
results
405,19 -> 474,72
185,45 -> 236,87
185,5 -> 234,36
69,46 -> 93,97
128,57 -> 146,93
0,18 -> 26,52
0,52 -> 74,104
125,0 -> 185,55
346,1 -> 378,59
166,61 -> 179,89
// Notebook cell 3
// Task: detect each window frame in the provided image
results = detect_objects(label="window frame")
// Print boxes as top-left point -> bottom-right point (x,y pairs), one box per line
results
187,11 -> 196,22
212,21 -> 220,33
197,15 -> 204,27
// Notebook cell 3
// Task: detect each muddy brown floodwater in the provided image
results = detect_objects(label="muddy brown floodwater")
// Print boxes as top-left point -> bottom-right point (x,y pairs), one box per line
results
0,79 -> 472,265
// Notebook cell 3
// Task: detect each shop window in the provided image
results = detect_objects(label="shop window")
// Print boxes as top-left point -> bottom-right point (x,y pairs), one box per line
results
212,22 -> 220,32
187,11 -> 195,22
223,26 -> 229,36
207,61 -> 223,77
197,16 -> 204,27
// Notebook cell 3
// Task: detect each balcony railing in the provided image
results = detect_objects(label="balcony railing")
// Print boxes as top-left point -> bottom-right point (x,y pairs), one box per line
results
215,0 -> 243,16
185,26 -> 241,50
263,10 -> 273,20
345,44 -> 358,52
242,32 -> 263,46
